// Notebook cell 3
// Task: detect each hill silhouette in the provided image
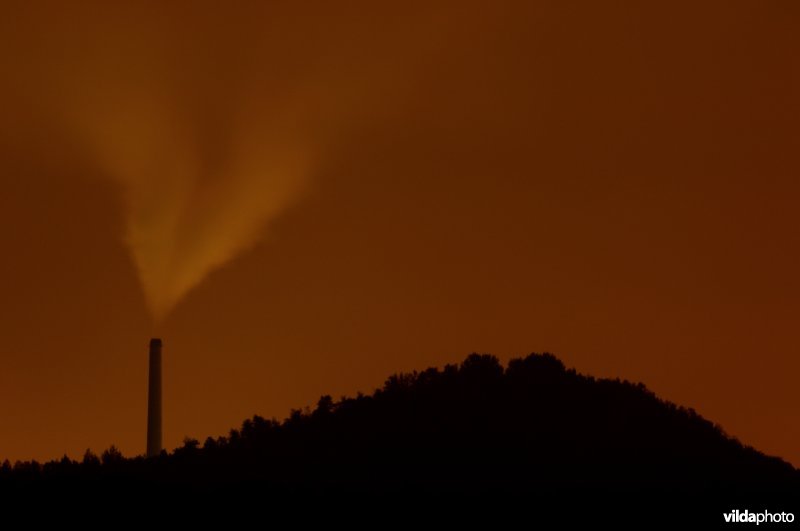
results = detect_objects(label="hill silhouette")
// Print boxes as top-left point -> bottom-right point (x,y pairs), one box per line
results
1,352 -> 797,523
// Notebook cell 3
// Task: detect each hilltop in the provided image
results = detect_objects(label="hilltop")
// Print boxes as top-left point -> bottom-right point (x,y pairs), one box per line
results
1,352 -> 797,522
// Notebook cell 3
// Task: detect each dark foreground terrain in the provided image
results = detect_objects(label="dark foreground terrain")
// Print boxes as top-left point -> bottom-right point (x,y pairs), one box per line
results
1,353 -> 797,525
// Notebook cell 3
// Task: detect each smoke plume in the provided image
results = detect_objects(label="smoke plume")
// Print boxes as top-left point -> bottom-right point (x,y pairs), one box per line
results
1,1 -> 464,321
76,85 -> 312,321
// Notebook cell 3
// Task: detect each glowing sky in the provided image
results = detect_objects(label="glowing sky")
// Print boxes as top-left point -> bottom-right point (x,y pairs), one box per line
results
0,1 -> 798,465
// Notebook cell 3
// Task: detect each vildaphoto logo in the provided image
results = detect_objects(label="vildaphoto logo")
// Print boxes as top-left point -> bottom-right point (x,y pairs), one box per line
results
723,509 -> 795,525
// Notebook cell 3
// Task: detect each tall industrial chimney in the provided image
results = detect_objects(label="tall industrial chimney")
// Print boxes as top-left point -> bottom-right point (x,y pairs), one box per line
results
146,338 -> 162,458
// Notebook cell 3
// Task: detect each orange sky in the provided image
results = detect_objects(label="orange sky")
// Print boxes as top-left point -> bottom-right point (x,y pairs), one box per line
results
1,1 -> 798,466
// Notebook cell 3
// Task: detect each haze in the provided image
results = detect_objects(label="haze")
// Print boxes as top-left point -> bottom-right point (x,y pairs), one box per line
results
0,1 -> 798,466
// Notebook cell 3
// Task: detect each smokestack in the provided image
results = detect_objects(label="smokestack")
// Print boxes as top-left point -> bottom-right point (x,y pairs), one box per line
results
146,338 -> 162,458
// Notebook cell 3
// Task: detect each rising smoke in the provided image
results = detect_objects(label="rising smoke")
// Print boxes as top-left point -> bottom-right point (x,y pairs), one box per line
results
55,3 -> 347,322
75,82 -> 313,321
0,1 -> 460,321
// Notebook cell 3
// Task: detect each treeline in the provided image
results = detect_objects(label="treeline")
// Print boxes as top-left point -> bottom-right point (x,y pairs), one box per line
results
1,352 -> 797,517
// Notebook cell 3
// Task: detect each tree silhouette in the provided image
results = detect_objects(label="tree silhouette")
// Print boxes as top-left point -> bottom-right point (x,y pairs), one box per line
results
0,352 -> 796,523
